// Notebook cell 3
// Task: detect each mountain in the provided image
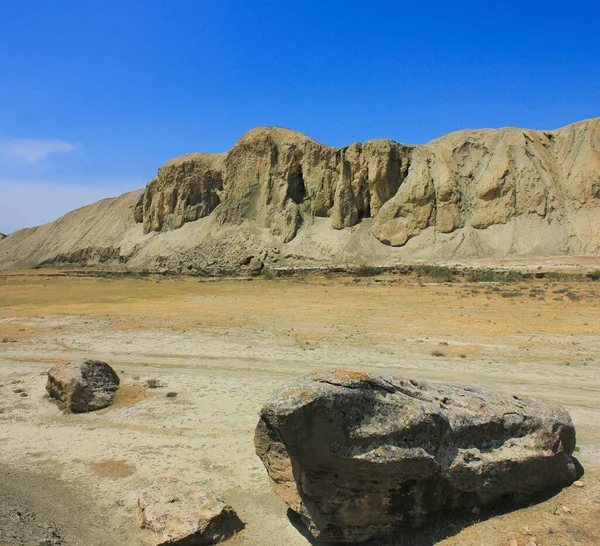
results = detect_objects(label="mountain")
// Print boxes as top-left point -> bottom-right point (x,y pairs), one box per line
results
1,118 -> 599,272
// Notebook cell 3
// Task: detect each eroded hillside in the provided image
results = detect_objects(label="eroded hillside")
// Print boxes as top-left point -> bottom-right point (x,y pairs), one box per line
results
1,118 -> 599,272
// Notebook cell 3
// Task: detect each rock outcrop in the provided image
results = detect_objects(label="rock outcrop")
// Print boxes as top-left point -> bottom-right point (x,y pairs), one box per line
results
46,359 -> 120,412
138,477 -> 244,545
135,153 -> 225,233
133,119 -> 600,251
372,120 -> 600,246
0,233 -> 6,240
135,128 -> 412,244
255,370 -> 578,543
136,127 -> 412,243
1,118 -> 599,272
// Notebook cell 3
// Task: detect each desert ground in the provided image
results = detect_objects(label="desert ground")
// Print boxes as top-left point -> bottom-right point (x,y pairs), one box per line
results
1,268 -> 599,545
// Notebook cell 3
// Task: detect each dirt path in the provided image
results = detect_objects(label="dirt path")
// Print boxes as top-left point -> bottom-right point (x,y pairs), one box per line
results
0,465 -> 142,546
1,271 -> 599,545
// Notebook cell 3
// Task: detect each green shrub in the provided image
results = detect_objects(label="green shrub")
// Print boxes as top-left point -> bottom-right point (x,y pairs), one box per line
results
296,270 -> 308,281
467,269 -> 498,283
500,291 -> 522,298
351,265 -> 381,277
587,270 -> 600,281
466,269 -> 525,283
543,271 -> 586,281
415,265 -> 456,283
262,267 -> 276,280
144,379 -> 166,389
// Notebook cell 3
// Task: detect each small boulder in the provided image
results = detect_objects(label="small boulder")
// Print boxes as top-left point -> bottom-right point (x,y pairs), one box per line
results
255,370 -> 579,543
138,477 -> 244,545
46,359 -> 120,413
248,258 -> 264,275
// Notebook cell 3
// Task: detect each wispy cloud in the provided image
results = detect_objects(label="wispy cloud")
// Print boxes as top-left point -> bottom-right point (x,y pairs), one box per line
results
0,138 -> 80,164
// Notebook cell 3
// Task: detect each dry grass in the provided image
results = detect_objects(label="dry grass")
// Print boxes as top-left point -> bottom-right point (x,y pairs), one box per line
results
111,383 -> 148,408
89,459 -> 136,478
1,270 -> 600,544
1,272 -> 598,345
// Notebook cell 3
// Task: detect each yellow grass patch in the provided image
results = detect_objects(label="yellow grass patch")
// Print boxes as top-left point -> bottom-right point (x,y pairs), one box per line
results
111,383 -> 148,408
90,459 -> 135,478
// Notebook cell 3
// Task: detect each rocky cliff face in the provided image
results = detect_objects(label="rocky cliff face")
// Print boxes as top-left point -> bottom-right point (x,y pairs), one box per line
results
373,119 -> 600,247
0,118 -> 598,272
135,152 -> 225,233
135,127 -> 412,243
132,118 -> 600,251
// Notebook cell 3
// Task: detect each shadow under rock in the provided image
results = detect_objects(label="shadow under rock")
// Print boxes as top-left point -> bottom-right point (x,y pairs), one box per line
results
286,459 -> 584,545
287,507 -> 481,546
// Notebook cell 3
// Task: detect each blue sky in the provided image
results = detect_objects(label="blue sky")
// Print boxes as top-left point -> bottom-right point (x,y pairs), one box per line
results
1,1 -> 599,233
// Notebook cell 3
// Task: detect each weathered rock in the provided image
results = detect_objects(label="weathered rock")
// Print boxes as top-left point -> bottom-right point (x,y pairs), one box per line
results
134,119 -> 600,250
138,477 -> 244,545
248,258 -> 264,275
46,359 -> 120,413
137,153 -> 225,233
0,233 -> 6,240
255,370 -> 578,543
136,127 -> 413,242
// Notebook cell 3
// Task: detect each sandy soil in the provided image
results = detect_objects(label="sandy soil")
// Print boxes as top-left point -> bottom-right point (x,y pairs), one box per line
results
1,270 -> 599,545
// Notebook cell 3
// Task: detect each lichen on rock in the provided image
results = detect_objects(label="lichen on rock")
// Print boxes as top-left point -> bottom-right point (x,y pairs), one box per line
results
46,359 -> 120,413
255,370 -> 579,543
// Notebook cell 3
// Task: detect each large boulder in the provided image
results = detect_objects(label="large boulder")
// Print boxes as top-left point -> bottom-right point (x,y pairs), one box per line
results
255,370 -> 578,543
46,359 -> 120,413
138,477 -> 245,545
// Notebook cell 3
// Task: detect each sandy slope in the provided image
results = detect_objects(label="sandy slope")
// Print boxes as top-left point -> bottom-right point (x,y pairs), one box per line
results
0,191 -> 144,271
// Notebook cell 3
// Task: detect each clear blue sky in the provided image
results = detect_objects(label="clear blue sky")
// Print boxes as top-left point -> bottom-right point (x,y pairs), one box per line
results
1,1 -> 599,233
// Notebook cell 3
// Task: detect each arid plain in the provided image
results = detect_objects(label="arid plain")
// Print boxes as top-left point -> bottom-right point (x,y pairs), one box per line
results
1,268 -> 600,545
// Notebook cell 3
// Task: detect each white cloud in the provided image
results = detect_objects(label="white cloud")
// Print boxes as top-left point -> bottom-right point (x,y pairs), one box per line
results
0,179 -> 143,234
0,138 -> 79,164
